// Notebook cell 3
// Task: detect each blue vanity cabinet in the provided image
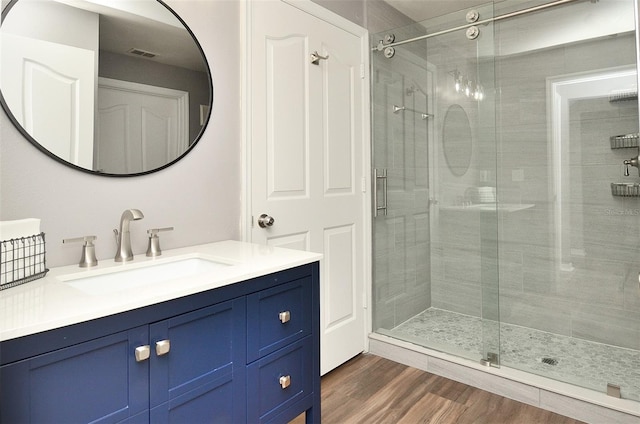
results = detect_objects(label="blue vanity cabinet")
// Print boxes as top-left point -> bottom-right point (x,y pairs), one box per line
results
0,300 -> 246,424
0,326 -> 150,423
246,277 -> 316,423
0,262 -> 320,424
149,299 -> 246,423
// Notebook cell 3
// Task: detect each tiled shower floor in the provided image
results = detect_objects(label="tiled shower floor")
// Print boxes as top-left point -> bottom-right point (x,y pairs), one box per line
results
381,308 -> 640,401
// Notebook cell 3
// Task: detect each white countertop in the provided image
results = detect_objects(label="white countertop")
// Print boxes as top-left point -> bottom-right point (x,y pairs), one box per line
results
0,240 -> 322,342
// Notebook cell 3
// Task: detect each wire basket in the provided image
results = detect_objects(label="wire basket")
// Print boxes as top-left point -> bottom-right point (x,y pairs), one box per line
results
0,232 -> 49,290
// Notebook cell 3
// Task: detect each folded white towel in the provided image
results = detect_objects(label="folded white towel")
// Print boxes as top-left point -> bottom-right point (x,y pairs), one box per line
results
0,218 -> 41,241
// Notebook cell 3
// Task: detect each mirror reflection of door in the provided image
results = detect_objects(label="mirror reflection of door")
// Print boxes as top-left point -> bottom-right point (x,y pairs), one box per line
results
0,0 -> 211,176
96,78 -> 188,174
1,33 -> 95,168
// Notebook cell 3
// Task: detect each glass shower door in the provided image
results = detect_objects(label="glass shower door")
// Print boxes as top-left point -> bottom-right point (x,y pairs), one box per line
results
371,3 -> 501,366
493,0 -> 640,400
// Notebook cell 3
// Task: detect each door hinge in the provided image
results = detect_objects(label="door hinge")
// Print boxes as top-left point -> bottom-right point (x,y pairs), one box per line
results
360,63 -> 365,79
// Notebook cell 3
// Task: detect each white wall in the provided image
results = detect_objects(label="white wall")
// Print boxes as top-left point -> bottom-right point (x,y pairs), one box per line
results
0,0 -> 242,267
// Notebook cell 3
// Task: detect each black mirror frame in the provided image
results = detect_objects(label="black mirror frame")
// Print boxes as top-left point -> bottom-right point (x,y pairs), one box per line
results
0,0 -> 213,177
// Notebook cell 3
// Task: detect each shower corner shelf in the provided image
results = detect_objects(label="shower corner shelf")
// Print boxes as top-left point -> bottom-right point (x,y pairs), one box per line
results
611,182 -> 640,197
610,133 -> 639,149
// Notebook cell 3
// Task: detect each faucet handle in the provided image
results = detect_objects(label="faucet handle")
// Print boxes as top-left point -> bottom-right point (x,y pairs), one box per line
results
146,227 -> 173,257
147,227 -> 174,236
63,235 -> 98,268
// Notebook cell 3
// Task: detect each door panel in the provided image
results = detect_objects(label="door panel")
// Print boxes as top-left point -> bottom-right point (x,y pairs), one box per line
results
266,231 -> 310,251
324,225 -> 356,326
324,45 -> 355,194
97,78 -> 188,174
250,0 -> 367,374
1,33 -> 94,168
266,36 -> 309,198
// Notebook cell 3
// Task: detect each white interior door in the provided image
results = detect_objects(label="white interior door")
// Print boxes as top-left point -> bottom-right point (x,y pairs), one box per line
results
248,0 -> 369,375
97,78 -> 188,174
1,33 -> 95,168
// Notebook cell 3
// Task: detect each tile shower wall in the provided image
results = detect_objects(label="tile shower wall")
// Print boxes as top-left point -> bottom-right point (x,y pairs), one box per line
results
428,11 -> 640,352
374,2 -> 640,359
496,33 -> 640,349
426,8 -> 497,321
372,26 -> 433,331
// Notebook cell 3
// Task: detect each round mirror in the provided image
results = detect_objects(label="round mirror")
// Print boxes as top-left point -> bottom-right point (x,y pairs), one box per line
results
0,0 -> 212,176
442,104 -> 472,176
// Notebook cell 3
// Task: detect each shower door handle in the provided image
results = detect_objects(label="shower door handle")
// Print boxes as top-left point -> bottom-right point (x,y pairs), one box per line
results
374,168 -> 388,217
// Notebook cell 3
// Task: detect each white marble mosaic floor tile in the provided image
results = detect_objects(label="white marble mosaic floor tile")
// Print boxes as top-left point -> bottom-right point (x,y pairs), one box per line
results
388,308 -> 640,402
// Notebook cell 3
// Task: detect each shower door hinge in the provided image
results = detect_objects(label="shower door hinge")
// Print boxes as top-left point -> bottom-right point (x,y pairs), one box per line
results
360,63 -> 365,79
480,352 -> 499,367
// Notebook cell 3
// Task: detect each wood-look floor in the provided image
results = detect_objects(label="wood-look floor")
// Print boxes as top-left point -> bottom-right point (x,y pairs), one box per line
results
291,354 -> 586,424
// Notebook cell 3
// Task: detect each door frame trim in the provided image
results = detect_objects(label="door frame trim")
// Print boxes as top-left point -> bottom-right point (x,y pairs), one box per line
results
241,0 -> 373,351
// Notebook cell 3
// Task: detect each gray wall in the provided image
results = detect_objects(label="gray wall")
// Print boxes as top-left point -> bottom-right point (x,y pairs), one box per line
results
311,0 -> 415,34
494,32 -> 640,350
0,0 -> 242,267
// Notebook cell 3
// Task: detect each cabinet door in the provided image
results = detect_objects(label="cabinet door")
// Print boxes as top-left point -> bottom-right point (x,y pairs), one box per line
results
149,299 -> 246,423
0,326 -> 149,423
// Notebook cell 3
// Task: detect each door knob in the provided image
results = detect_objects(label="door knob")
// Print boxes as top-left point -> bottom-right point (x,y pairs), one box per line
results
258,214 -> 275,228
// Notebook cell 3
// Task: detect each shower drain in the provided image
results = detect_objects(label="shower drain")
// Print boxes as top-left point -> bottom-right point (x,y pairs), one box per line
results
541,357 -> 559,366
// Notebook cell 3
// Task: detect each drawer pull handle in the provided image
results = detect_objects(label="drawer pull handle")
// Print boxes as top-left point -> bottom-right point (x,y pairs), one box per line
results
279,375 -> 291,389
279,311 -> 291,324
134,345 -> 150,362
156,339 -> 171,356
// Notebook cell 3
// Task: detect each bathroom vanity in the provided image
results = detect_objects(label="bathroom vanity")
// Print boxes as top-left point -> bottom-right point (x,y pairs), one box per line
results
0,241 -> 321,423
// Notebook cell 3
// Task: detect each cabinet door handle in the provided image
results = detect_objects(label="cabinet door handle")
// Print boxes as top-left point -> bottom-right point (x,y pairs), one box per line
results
155,339 -> 171,356
134,345 -> 150,362
279,375 -> 291,389
279,310 -> 291,324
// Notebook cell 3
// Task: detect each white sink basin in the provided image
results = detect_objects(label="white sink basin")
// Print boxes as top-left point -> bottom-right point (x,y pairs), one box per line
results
60,256 -> 231,295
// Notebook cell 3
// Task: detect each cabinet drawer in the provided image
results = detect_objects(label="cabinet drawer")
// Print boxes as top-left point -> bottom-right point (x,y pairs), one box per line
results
247,277 -> 312,362
247,337 -> 313,423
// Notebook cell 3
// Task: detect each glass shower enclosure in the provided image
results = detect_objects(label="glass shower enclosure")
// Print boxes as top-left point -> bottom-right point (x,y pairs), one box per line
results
372,0 -> 640,403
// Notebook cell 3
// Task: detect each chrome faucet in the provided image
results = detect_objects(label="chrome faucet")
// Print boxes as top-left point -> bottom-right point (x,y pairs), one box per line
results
624,148 -> 640,176
114,209 -> 144,262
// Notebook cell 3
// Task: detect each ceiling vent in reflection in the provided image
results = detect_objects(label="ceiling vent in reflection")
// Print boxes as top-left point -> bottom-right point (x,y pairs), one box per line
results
127,48 -> 158,59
